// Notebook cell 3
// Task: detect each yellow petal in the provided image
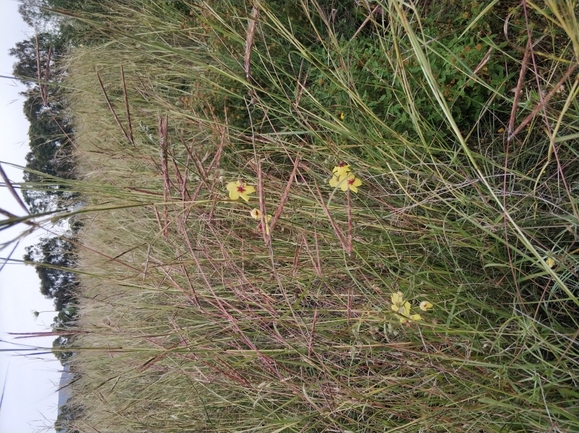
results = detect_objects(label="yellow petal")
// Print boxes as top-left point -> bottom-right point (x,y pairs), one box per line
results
391,291 -> 404,306
329,175 -> 341,187
410,314 -> 422,322
258,222 -> 270,235
419,301 -> 433,311
244,185 -> 256,196
339,174 -> 362,192
348,177 -> 362,193
226,181 -> 239,192
401,301 -> 411,318
226,181 -> 239,200
250,209 -> 261,219
332,164 -> 351,178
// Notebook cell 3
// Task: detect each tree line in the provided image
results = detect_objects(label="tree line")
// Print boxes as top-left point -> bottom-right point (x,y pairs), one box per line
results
11,1 -> 81,341
10,2 -> 104,431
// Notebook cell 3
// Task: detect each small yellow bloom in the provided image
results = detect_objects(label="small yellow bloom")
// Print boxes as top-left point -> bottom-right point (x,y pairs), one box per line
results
339,174 -> 362,193
391,291 -> 422,323
251,208 -> 271,222
332,162 -> 351,179
251,209 -> 272,234
330,162 -> 359,191
419,301 -> 433,311
391,291 -> 410,323
338,111 -> 345,121
329,162 -> 362,193
226,180 -> 255,202
546,257 -> 556,269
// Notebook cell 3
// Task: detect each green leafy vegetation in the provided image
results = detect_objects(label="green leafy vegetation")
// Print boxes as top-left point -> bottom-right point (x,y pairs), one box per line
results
3,0 -> 579,432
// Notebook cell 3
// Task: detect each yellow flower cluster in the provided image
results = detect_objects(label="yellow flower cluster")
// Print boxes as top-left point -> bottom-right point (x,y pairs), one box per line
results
329,162 -> 362,193
225,180 -> 274,235
391,292 -> 433,324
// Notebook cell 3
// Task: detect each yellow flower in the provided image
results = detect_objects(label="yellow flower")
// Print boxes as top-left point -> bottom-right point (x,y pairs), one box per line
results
329,162 -> 362,193
329,162 -> 351,188
391,291 -> 422,324
250,208 -> 271,222
226,180 -> 255,202
332,162 -> 351,178
339,174 -> 362,193
419,301 -> 433,311
251,209 -> 272,234
391,291 -> 410,323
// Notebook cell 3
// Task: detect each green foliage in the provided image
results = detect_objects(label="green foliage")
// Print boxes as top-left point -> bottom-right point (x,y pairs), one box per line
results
24,235 -> 78,311
55,401 -> 83,433
9,29 -> 77,214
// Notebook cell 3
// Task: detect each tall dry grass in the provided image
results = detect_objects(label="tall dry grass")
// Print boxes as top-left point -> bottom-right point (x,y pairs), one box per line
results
53,1 -> 579,432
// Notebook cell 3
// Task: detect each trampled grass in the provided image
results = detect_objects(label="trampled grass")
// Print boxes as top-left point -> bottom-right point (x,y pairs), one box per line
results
53,1 -> 579,432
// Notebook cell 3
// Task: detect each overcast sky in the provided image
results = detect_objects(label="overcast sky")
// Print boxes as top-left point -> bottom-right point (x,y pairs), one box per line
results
0,1 -> 61,432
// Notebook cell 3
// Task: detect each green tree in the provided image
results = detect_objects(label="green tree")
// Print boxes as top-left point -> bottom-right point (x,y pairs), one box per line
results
52,334 -> 75,364
10,32 -> 76,213
8,32 -> 65,86
55,401 -> 82,433
24,235 -> 78,311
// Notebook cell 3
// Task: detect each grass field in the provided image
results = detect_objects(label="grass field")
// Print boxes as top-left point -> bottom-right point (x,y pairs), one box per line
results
53,0 -> 579,431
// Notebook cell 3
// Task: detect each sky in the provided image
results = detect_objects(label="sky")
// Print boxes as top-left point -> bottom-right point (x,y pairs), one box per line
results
0,1 -> 62,432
